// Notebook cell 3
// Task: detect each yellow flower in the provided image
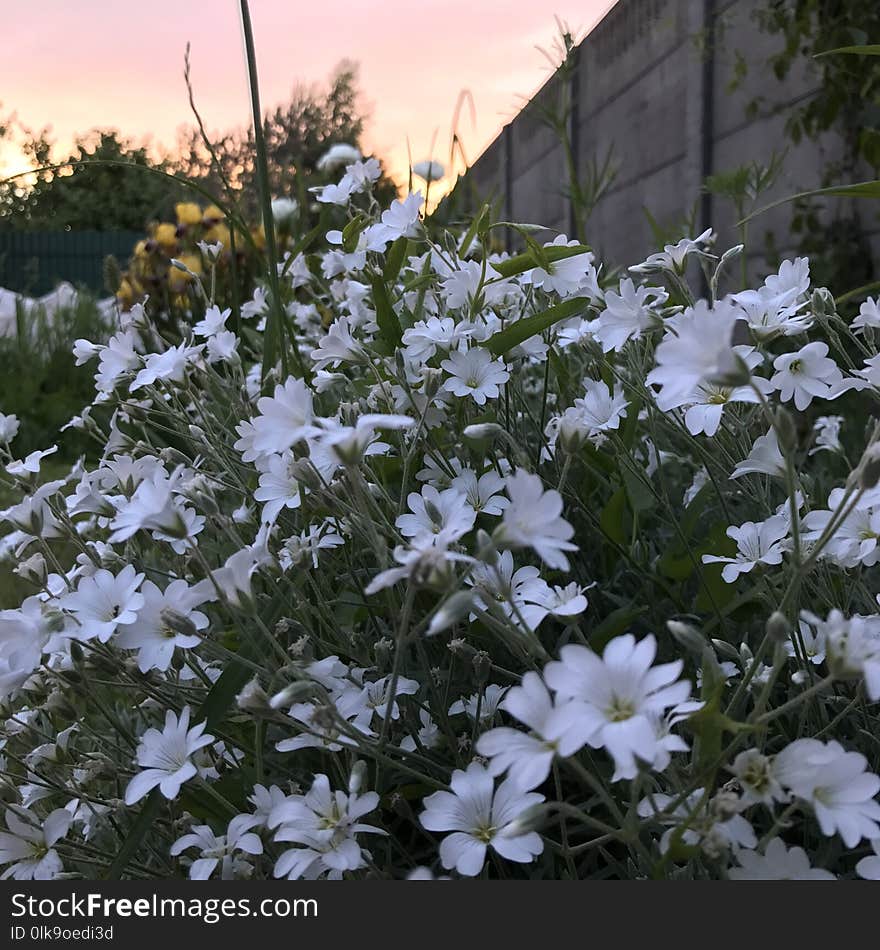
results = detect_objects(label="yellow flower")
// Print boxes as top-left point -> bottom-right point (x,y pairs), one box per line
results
153,222 -> 178,252
167,252 -> 203,293
175,202 -> 203,227
204,222 -> 231,247
133,240 -> 149,259
202,205 -> 225,227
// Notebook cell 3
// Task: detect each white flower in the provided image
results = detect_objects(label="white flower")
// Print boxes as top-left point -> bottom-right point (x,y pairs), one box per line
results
476,672 -> 595,789
193,306 -> 231,338
271,197 -> 298,226
397,485 -> 476,546
525,235 -> 593,298
171,814 -> 263,880
368,192 -> 423,246
313,413 -> 414,467
0,596 -> 55,700
728,749 -> 787,807
637,790 -> 756,856
852,296 -> 880,335
702,515 -> 789,583
115,579 -> 209,672
254,451 -> 302,525
412,159 -> 445,182
799,609 -> 880,699
495,469 -> 577,571
269,773 -> 384,880
0,807 -> 70,880
60,565 -> 145,643
771,341 -> 842,411
419,763 -> 544,876
729,838 -> 835,880
730,429 -> 786,479
593,278 -> 666,352
543,634 -> 694,781
450,468 -> 509,516
857,839 -> 880,879
6,445 -> 58,477
548,379 -> 629,452
310,315 -> 366,372
774,738 -> 880,847
810,415 -> 844,455
441,346 -> 510,406
448,684 -> 509,721
646,299 -> 741,412
95,329 -> 141,392
250,377 -> 315,456
316,143 -> 362,172
108,469 -> 193,544
631,228 -> 715,274
0,413 -> 20,443
130,343 -> 204,392
124,707 -> 215,805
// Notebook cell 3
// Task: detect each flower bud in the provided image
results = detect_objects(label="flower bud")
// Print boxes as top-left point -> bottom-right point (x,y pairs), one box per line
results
236,677 -> 270,714
428,591 -> 474,636
160,607 -> 198,639
858,443 -> 880,490
667,619 -> 705,657
268,680 -> 318,710
811,286 -> 837,317
765,610 -> 790,644
499,802 -> 549,837
348,760 -> 368,796
463,423 -> 503,442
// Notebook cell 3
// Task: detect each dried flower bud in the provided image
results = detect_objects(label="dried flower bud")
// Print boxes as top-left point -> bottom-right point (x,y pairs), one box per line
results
472,650 -> 492,685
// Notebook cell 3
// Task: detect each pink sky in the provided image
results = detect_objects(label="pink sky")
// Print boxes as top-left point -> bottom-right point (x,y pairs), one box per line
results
0,0 -> 616,198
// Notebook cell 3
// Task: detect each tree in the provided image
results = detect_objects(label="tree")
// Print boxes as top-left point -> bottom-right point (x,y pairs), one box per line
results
750,2 -> 880,292
171,60 -> 397,219
0,128 -> 184,231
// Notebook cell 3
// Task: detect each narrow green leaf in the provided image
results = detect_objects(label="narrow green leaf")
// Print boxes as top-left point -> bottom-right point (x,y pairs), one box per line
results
371,275 -> 403,347
486,297 -> 587,356
490,244 -> 591,279
103,790 -> 163,880
383,236 -> 409,283
815,45 -> 880,57
739,179 -> 880,226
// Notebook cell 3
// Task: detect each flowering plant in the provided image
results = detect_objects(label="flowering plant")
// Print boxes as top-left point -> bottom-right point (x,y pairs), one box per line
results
2,133 -> 880,880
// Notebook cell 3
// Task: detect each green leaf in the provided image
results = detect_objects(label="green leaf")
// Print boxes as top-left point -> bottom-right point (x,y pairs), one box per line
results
103,789 -> 163,880
490,243 -> 591,279
599,487 -> 628,546
621,466 -> 655,514
370,275 -> 403,347
383,236 -> 409,283
485,297 -> 587,356
197,660 -> 254,731
342,213 -> 369,253
815,45 -> 880,57
739,180 -> 880,226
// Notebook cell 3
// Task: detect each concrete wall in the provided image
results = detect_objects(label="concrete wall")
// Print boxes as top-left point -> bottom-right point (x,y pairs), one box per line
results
453,0 -> 871,276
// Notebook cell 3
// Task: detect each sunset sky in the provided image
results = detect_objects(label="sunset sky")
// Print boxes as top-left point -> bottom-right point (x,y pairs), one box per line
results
0,0 -> 617,197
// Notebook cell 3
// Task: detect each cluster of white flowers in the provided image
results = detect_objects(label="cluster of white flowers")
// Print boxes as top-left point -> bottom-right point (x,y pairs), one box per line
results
1,146 -> 880,881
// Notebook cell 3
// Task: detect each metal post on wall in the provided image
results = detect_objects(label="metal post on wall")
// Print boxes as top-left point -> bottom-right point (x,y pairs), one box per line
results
503,124 -> 514,252
567,42 -> 581,239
